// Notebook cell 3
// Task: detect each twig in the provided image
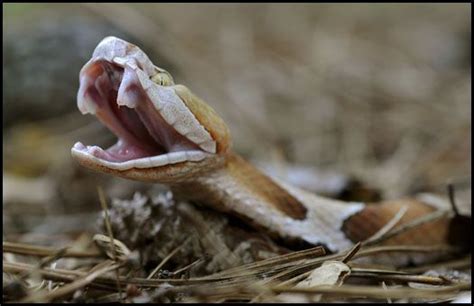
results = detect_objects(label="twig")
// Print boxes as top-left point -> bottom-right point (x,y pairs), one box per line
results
3,241 -> 100,258
349,267 -> 408,275
381,281 -> 392,303
147,237 -> 191,279
171,258 -> 205,277
97,186 -> 123,301
268,283 -> 471,300
350,273 -> 451,285
276,270 -> 312,288
447,183 -> 459,216
402,255 -> 471,274
362,206 -> 408,246
258,261 -> 310,285
353,244 -> 457,260
341,241 -> 362,263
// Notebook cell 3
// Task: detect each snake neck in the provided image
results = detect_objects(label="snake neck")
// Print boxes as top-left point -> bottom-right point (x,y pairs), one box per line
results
169,151 -> 365,250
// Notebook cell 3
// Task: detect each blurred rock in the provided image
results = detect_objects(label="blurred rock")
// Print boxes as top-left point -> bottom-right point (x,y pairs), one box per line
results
3,10 -> 136,128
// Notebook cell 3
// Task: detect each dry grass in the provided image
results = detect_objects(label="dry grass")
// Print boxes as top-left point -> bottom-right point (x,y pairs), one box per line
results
3,239 -> 470,302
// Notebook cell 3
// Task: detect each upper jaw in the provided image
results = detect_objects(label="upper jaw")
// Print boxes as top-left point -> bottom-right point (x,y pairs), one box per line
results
76,36 -> 158,115
72,36 -> 216,171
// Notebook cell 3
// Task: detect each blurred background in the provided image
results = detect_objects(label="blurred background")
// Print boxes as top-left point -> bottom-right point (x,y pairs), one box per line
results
3,3 -> 471,243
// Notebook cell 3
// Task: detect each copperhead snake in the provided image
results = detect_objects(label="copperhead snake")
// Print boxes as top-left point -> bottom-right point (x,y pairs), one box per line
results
71,37 -> 470,261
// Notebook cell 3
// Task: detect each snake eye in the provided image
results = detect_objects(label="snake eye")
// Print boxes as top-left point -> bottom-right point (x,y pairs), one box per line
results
151,71 -> 174,86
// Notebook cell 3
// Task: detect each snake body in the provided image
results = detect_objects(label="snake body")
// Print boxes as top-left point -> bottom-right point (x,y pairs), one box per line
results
71,37 -> 469,259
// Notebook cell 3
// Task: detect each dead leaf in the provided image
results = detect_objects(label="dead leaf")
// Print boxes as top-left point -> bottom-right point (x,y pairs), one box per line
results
296,260 -> 351,288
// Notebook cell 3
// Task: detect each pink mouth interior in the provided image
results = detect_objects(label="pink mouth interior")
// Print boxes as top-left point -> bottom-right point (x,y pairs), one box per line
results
78,61 -> 200,162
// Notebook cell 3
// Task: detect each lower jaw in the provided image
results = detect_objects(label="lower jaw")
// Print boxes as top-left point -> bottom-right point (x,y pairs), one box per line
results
72,142 -> 209,171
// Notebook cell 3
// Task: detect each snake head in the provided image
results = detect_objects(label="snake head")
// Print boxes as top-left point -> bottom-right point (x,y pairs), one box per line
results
71,36 -> 230,183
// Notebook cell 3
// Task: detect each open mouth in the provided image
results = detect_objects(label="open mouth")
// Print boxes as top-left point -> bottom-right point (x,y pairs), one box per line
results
72,55 -> 216,171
